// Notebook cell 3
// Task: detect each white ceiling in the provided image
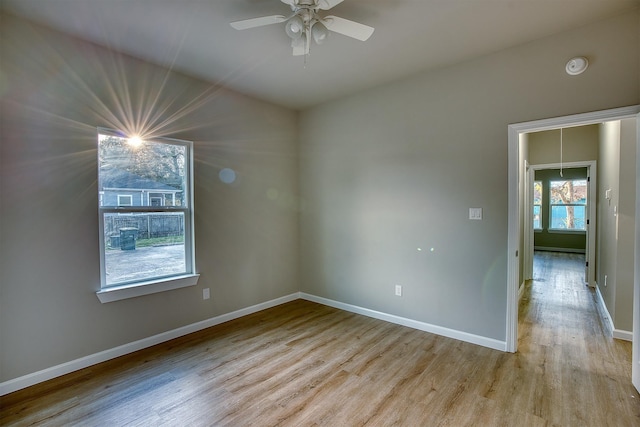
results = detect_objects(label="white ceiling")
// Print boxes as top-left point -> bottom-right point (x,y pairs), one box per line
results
2,0 -> 638,109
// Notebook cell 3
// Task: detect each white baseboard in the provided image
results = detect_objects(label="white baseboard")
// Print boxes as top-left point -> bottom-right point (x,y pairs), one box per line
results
300,293 -> 507,352
534,246 -> 586,254
594,286 -> 632,342
613,329 -> 633,342
595,285 -> 616,333
2,291 -> 509,396
0,293 -> 300,396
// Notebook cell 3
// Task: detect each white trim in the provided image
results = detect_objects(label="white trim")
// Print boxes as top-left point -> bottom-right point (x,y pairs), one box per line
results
633,111 -> 640,393
595,283 -> 615,332
534,246 -> 586,254
98,130 -> 195,290
96,274 -> 200,303
613,329 -> 633,342
527,160 -> 596,286
518,281 -> 526,301
300,293 -> 507,352
0,293 -> 300,396
507,105 -> 640,353
593,284 -> 631,341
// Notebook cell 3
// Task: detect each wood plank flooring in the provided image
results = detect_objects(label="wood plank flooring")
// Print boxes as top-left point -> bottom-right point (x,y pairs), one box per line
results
2,251 -> 639,426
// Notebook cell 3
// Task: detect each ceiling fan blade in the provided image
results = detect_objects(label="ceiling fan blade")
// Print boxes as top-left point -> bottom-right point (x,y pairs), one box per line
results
322,15 -> 374,41
281,0 -> 296,6
230,15 -> 287,30
317,0 -> 344,10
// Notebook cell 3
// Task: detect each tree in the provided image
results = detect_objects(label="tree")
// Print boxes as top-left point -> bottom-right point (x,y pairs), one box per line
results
550,179 -> 587,229
98,134 -> 185,189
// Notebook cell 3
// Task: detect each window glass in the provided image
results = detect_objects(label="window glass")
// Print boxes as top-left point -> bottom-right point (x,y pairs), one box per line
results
533,180 -> 542,229
549,179 -> 587,230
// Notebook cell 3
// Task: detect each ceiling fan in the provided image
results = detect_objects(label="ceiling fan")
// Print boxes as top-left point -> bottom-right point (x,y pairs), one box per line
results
230,0 -> 374,56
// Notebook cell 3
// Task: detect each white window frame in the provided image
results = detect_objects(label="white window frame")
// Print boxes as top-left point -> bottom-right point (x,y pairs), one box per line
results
96,129 -> 199,303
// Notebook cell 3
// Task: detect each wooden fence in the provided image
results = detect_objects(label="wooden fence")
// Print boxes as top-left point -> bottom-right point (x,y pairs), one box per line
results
104,213 -> 184,240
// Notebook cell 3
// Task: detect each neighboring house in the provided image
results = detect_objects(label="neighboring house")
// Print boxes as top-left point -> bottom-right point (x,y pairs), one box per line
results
99,168 -> 182,207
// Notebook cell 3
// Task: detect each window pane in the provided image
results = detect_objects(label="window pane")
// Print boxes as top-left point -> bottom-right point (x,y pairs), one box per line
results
533,181 -> 542,205
103,212 -> 186,286
533,205 -> 541,229
549,181 -> 567,204
550,205 -> 586,230
99,134 -> 186,207
550,180 -> 587,205
571,179 -> 587,203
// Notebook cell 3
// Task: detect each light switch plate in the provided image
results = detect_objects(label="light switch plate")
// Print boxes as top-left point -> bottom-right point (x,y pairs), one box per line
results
469,207 -> 483,220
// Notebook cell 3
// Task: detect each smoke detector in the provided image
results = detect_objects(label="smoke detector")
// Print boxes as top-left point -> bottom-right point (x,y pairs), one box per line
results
565,57 -> 589,75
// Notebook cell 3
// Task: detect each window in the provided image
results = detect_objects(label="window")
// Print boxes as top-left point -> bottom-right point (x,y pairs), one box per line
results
117,195 -> 133,206
533,180 -> 542,230
97,130 -> 198,302
549,179 -> 587,231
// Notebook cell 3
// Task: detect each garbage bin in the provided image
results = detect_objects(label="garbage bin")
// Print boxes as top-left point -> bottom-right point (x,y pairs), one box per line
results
110,235 -> 120,248
119,227 -> 138,250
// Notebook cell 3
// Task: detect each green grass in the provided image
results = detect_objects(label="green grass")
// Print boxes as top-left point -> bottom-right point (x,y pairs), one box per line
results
136,235 -> 184,247
107,235 -> 184,250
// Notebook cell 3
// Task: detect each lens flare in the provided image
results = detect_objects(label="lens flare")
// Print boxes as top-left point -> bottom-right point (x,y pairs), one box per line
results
127,136 -> 143,147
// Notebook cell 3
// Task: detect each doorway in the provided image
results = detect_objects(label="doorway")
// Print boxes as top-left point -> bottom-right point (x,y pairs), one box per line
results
524,162 -> 596,287
506,106 -> 640,367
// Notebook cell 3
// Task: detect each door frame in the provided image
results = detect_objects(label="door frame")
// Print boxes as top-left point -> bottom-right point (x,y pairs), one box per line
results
506,105 -> 640,354
524,161 -> 596,286
633,110 -> 640,393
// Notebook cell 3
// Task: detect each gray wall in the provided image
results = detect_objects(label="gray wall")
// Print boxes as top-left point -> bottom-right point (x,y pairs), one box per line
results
597,119 -> 638,332
528,125 -> 599,165
1,8 -> 639,385
617,119 -> 637,331
0,15 -> 299,382
299,10 -> 639,341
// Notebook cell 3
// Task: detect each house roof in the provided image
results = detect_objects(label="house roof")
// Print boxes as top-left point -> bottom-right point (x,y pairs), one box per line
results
100,168 -> 181,192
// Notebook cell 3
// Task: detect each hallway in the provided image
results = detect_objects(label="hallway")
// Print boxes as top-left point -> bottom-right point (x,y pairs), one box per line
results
516,251 -> 638,423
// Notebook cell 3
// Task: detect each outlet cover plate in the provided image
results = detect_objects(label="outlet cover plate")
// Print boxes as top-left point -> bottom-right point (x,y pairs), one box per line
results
469,207 -> 483,220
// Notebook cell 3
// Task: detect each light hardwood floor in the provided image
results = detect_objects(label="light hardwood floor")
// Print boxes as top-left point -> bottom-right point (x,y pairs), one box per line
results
2,251 -> 639,426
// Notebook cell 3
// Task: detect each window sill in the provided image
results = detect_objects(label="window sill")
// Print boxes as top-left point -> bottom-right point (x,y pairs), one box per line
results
547,229 -> 586,234
96,274 -> 200,303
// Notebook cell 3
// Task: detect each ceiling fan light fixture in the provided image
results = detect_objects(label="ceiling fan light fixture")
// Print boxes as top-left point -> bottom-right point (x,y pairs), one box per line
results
285,15 -> 305,39
311,22 -> 329,44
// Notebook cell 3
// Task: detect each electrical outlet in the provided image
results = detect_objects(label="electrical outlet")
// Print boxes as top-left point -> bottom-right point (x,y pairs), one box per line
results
469,207 -> 483,220
604,275 -> 607,287
395,284 -> 402,296
203,288 -> 210,300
